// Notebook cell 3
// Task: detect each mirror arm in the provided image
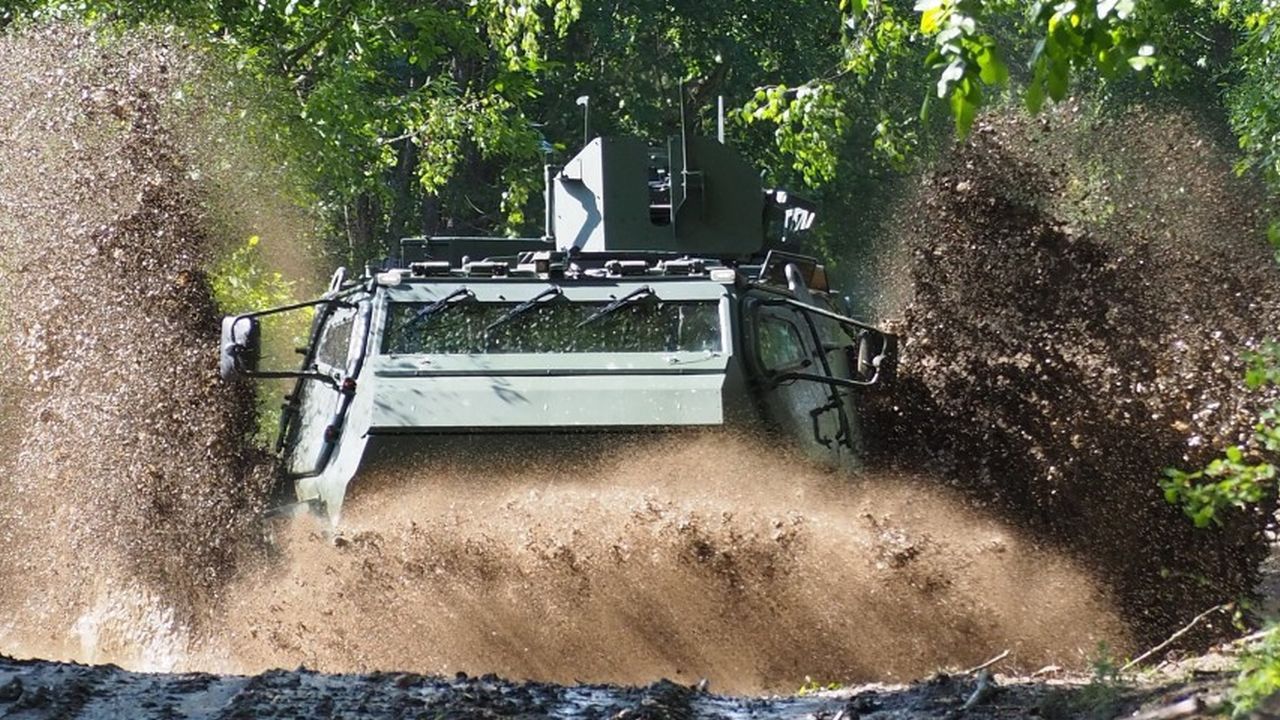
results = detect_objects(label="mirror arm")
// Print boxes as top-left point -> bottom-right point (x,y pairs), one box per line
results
226,295 -> 356,389
769,369 -> 882,389
233,297 -> 357,324
235,363 -> 340,389
227,345 -> 338,388
753,287 -> 896,387
750,288 -> 885,335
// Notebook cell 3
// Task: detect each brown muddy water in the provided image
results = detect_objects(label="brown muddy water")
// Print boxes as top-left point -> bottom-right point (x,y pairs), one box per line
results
0,432 -> 1129,694
0,23 -> 1275,695
204,435 -> 1125,693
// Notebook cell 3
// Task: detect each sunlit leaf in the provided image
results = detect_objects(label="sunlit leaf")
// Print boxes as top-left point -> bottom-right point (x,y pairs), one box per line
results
977,45 -> 1008,84
950,84 -> 978,136
937,59 -> 964,97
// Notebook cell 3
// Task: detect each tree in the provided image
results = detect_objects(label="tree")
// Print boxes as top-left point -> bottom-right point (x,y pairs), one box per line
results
11,0 -> 583,262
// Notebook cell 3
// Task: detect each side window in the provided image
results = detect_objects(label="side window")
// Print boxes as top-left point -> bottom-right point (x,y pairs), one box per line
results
315,310 -> 355,370
757,315 -> 808,371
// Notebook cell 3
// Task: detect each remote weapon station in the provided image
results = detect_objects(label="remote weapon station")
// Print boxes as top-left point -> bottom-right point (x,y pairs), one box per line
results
220,129 -> 897,522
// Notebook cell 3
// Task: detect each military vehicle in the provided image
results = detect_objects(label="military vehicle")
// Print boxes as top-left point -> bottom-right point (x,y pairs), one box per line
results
219,133 -> 897,522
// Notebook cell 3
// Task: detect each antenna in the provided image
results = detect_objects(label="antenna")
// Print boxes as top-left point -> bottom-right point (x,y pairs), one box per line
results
675,81 -> 704,229
717,96 -> 725,144
575,95 -> 590,146
678,81 -> 689,188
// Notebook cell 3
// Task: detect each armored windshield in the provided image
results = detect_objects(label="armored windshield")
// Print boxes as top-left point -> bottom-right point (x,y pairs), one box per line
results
382,299 -> 722,354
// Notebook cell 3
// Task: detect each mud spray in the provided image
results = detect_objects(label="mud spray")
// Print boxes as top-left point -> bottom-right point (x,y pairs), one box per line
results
0,25 -> 1274,694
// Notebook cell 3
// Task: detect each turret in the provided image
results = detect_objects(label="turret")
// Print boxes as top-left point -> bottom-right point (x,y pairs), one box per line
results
547,136 -> 766,258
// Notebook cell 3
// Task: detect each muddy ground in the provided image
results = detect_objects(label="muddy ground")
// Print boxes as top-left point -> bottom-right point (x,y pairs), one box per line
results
0,652 -> 1249,719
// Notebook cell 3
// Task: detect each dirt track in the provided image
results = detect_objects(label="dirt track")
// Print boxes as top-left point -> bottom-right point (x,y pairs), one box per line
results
0,653 -> 1245,719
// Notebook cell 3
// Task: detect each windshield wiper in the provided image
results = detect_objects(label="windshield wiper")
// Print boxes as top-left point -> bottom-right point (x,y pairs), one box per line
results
575,285 -> 656,328
483,285 -> 563,336
400,287 -> 474,334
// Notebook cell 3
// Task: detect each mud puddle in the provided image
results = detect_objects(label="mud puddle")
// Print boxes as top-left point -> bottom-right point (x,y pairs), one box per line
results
0,651 -> 1244,720
192,433 -> 1125,694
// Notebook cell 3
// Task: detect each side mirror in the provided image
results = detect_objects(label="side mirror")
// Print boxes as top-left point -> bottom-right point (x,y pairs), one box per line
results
219,316 -> 261,380
848,330 -> 897,385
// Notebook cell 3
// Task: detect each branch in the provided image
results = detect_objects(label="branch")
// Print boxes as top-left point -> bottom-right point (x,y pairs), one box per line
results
378,127 -> 427,147
961,669 -> 995,711
1225,627 -> 1275,649
751,64 -> 852,97
1121,604 -> 1229,672
1130,694 -> 1225,720
964,649 -> 1010,675
280,0 -> 358,75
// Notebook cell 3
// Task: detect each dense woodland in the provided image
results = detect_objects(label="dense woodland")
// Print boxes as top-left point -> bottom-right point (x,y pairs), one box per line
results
3,0 -> 1278,266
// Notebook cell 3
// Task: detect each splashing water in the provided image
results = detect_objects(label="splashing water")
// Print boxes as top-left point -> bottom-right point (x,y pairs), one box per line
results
196,433 -> 1127,693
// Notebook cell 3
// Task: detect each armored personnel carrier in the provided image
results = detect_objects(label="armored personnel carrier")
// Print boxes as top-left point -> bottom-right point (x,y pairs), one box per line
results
220,134 -> 896,521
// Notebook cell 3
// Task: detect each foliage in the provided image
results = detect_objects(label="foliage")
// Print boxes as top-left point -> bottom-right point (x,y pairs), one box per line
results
546,0 -> 887,203
1162,343 -> 1280,527
211,235 -> 296,313
3,0 -> 932,267
878,0 -> 1280,178
796,676 -> 845,695
904,0 -> 1168,136
1232,626 -> 1280,717
1223,1 -> 1280,186
7,0 -> 583,263
740,0 -> 928,182
210,235 -> 309,443
744,83 -> 852,185
7,0 -> 1280,286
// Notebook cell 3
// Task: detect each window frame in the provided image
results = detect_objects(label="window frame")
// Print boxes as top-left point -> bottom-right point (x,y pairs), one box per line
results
753,310 -> 811,373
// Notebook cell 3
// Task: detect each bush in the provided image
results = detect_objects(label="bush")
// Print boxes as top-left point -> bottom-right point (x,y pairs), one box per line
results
1233,627 -> 1280,716
211,235 -> 295,312
1162,342 -> 1280,528
210,235 -> 309,444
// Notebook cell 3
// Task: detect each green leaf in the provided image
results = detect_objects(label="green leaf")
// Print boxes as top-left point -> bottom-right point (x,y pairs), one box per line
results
1025,74 -> 1045,113
977,45 -> 1008,85
950,84 -> 978,136
1047,58 -> 1069,101
1193,506 -> 1215,528
1096,47 -> 1121,76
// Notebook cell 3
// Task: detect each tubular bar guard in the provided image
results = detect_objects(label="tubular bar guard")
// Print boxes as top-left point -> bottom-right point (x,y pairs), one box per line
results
227,296 -> 359,388
752,284 -> 897,389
